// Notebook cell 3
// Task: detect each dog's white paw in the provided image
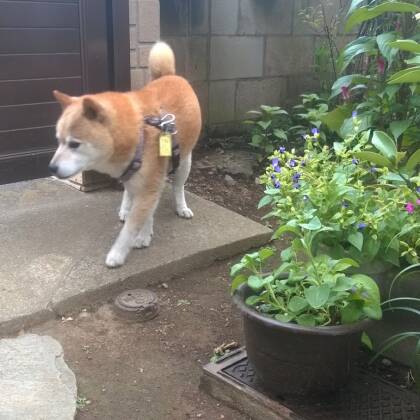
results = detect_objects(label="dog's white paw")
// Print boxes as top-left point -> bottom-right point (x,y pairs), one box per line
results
133,232 -> 153,249
105,249 -> 126,268
177,207 -> 194,219
118,209 -> 129,223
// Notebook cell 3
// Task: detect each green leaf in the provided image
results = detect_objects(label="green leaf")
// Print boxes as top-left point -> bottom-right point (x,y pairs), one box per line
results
230,262 -> 245,277
258,247 -> 274,261
406,149 -> 420,172
280,247 -> 293,262
257,120 -> 271,130
337,36 -> 377,72
272,224 -> 301,240
341,301 -> 364,324
321,105 -> 352,132
296,313 -> 316,327
390,120 -> 411,142
388,67 -> 420,84
376,33 -> 398,66
231,274 -> 247,294
372,131 -> 397,162
352,274 -> 381,305
330,75 -> 370,99
348,0 -> 365,15
305,285 -> 330,309
248,275 -> 264,290
288,296 -> 308,313
299,216 -> 322,231
389,40 -> 420,54
275,313 -> 295,323
348,231 -> 364,251
345,2 -> 420,32
333,276 -> 355,292
273,129 -> 287,140
257,195 -> 272,209
353,151 -> 393,168
361,332 -> 373,350
406,55 -> 420,65
334,258 -> 359,272
246,295 -> 263,306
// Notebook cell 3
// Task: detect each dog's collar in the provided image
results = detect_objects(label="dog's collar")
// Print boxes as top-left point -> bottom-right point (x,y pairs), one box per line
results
118,113 -> 180,183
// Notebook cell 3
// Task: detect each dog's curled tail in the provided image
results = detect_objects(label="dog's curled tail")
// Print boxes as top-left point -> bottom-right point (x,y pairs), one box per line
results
149,41 -> 175,80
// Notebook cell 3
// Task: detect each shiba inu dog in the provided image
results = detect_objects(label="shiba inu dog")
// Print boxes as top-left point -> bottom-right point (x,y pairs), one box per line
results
49,42 -> 202,267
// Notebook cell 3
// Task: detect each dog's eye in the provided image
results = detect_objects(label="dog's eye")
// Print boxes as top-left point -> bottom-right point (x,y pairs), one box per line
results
68,140 -> 81,149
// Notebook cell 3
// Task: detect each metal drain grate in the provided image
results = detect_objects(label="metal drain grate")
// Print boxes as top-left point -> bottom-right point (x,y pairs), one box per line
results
222,356 -> 420,420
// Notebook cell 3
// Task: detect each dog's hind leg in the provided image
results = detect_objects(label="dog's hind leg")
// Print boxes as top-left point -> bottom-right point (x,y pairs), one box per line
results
119,188 -> 132,222
173,152 -> 193,219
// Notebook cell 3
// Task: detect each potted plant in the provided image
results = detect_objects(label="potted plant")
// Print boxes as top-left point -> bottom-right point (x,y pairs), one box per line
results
230,126 -> 419,396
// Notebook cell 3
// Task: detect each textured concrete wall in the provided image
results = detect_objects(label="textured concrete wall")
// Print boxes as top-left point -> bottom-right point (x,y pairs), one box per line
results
129,0 -> 160,89
131,0 -> 351,133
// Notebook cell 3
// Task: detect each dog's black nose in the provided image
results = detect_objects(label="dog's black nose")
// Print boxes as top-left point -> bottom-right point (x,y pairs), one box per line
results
49,164 -> 58,174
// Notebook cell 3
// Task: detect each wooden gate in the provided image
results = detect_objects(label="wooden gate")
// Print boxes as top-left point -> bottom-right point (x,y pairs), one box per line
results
0,0 -> 130,184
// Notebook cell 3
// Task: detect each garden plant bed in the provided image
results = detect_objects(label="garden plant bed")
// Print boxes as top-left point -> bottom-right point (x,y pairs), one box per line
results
202,349 -> 420,420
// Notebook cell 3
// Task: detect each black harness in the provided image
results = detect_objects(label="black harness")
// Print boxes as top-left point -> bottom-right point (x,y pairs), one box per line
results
119,113 -> 180,183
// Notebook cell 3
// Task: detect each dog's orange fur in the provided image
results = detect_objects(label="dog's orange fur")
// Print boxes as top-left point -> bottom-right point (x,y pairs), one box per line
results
52,42 -> 201,267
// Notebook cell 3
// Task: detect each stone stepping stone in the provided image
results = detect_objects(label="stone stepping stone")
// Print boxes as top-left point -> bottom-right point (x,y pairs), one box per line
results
0,334 -> 77,420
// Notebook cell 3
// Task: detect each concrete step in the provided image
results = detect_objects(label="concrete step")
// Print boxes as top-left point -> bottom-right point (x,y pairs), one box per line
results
0,178 -> 270,335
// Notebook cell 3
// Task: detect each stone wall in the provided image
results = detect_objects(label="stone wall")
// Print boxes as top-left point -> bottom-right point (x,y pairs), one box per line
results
129,0 -> 160,89
130,0 -> 352,133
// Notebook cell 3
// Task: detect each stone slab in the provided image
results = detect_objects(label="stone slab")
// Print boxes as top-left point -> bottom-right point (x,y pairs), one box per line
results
209,81 -> 236,124
0,334 -> 77,420
0,178 -> 271,335
211,0 -> 239,35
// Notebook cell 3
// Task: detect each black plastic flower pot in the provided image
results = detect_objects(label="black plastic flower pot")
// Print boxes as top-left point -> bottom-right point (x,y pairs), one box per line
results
233,284 -> 373,397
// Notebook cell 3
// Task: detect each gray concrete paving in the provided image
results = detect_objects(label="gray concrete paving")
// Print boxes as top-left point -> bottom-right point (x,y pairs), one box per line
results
0,178 -> 270,335
0,334 -> 77,420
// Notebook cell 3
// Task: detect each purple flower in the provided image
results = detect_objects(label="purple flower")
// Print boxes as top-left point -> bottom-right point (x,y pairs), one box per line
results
341,86 -> 351,101
270,174 -> 276,180
377,56 -> 386,75
352,111 -> 357,118
358,222 -> 367,230
293,183 -> 301,189
289,159 -> 297,168
416,199 -> 420,206
271,158 -> 279,167
292,172 -> 301,182
279,146 -> 286,153
352,158 -> 359,165
416,186 -> 420,194
350,286 -> 357,294
274,180 -> 281,189
274,165 -> 281,173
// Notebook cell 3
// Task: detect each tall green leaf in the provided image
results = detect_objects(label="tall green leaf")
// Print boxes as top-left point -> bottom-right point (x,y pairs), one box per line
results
348,231 -> 363,251
389,40 -> 420,54
346,2 -> 420,32
388,67 -> 420,84
348,0 -> 365,15
338,37 -> 377,72
372,131 -> 397,162
330,75 -> 370,99
406,149 -> 420,172
353,151 -> 392,167
390,120 -> 411,142
376,33 -> 398,67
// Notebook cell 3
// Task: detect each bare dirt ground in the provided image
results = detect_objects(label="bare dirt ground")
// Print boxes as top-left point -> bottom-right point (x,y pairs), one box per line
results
32,260 -> 249,420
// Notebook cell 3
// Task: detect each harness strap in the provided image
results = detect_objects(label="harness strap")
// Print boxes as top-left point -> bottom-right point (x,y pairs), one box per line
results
118,113 -> 180,182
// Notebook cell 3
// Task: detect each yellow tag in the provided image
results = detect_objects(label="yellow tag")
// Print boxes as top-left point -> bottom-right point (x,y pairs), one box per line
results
159,133 -> 172,157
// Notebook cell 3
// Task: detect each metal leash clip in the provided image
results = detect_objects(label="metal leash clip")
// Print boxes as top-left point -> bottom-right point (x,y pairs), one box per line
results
159,113 -> 177,134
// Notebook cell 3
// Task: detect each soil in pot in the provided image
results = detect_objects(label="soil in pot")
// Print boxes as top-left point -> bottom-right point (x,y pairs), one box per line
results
234,284 -> 373,397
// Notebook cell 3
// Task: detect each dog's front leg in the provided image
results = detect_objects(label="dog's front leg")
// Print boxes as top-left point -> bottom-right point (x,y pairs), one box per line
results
119,188 -> 132,222
106,187 -> 162,268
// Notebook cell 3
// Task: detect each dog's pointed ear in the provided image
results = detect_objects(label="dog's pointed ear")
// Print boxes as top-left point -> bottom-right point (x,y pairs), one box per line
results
82,97 -> 106,122
53,90 -> 74,109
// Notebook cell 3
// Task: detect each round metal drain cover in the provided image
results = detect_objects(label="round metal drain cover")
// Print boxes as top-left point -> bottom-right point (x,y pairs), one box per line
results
114,289 -> 159,322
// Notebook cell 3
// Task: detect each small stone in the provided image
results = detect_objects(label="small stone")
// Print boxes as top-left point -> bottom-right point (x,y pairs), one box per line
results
161,282 -> 169,289
382,358 -> 393,367
224,175 -> 236,186
255,177 -> 261,185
